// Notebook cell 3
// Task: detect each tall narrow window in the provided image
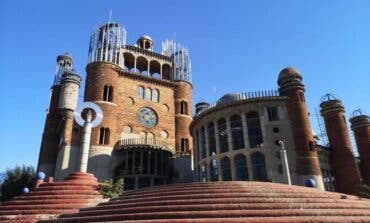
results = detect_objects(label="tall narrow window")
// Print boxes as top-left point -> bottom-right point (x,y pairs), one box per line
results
230,115 -> 244,150
221,157 -> 232,181
208,123 -> 216,155
251,152 -> 267,181
103,85 -> 113,102
99,127 -> 110,145
145,88 -> 151,100
267,107 -> 279,121
200,127 -> 206,159
218,118 -> 229,153
246,112 -> 263,148
152,89 -> 159,102
181,138 -> 189,152
137,86 -> 144,99
180,101 -> 188,115
234,154 -> 248,180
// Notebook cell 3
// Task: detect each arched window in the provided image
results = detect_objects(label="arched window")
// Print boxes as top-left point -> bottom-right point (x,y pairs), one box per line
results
217,118 -> 229,153
103,85 -> 113,102
181,138 -> 189,152
221,157 -> 231,181
251,152 -> 267,181
230,115 -> 244,150
145,88 -> 151,100
209,159 -> 218,181
234,154 -> 248,180
200,127 -> 206,159
137,86 -> 144,99
180,101 -> 188,115
99,127 -> 110,145
246,112 -> 263,148
208,123 -> 216,155
152,89 -> 159,102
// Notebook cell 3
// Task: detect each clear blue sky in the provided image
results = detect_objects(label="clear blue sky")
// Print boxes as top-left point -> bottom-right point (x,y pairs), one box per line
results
0,0 -> 369,173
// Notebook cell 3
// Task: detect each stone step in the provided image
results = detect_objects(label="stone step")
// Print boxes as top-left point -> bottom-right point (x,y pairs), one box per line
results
34,185 -> 98,191
0,208 -> 78,215
0,200 -> 101,210
47,209 -> 370,222
64,202 -> 370,218
87,196 -> 366,211
48,216 -> 370,223
2,198 -> 102,206
20,189 -> 101,196
12,194 -> 102,201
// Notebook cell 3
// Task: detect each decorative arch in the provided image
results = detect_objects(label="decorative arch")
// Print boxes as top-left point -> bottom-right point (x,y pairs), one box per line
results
251,152 -> 267,181
208,122 -> 216,155
230,114 -> 244,150
234,154 -> 248,180
150,60 -> 161,78
123,52 -> 135,71
136,56 -> 148,74
221,156 -> 231,181
246,112 -> 263,148
162,63 -> 172,80
217,118 -> 229,153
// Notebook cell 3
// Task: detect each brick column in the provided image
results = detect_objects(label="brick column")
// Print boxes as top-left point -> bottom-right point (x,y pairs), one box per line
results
350,114 -> 370,185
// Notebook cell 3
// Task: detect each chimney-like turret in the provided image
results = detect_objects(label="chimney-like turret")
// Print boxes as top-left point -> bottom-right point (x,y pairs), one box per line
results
320,94 -> 362,195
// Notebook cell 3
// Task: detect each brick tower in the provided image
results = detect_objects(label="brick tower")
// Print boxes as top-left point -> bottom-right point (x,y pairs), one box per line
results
349,110 -> 370,185
320,95 -> 362,195
50,21 -> 193,188
277,67 -> 323,189
38,54 -> 81,177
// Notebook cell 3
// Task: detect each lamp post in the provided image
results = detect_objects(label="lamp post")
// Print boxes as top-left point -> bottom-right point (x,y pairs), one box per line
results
278,140 -> 291,185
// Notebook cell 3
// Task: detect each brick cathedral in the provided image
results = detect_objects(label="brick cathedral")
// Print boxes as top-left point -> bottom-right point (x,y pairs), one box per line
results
37,20 -> 369,196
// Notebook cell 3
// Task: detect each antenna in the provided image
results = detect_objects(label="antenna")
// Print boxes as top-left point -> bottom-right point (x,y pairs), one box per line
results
109,10 -> 112,23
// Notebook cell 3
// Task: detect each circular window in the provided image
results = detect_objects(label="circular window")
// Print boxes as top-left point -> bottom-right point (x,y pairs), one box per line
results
273,127 -> 279,133
160,130 -> 169,139
137,107 -> 158,128
123,125 -> 132,133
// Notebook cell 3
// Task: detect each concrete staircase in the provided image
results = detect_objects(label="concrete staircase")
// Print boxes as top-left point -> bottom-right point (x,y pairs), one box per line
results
49,181 -> 370,223
0,172 -> 103,223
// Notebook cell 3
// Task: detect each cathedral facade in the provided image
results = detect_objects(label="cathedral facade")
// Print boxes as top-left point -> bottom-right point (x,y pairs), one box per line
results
37,20 -> 370,195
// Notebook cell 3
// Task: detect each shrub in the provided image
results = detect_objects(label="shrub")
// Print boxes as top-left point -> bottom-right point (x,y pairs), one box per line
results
0,165 -> 35,202
99,178 -> 124,199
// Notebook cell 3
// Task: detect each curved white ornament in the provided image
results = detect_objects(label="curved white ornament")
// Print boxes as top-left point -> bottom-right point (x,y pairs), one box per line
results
74,102 -> 103,127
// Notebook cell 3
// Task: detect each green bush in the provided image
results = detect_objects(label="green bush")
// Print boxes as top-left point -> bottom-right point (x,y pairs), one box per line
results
0,165 -> 35,202
99,178 -> 124,199
361,184 -> 370,198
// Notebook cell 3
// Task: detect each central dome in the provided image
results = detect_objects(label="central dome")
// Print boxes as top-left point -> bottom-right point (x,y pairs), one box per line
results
217,93 -> 246,105
278,67 -> 302,85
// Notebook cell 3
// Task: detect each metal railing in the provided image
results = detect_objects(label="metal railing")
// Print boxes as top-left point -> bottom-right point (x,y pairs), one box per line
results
119,137 -> 169,148
196,90 -> 280,116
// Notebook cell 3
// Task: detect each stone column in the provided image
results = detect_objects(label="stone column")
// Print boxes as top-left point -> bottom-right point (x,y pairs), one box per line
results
79,111 -> 92,173
226,118 -> 233,151
214,122 -> 221,154
241,113 -> 250,149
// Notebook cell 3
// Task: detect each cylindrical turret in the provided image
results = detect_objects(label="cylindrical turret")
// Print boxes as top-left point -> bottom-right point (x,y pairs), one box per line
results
137,35 -> 153,51
59,70 -> 81,112
84,62 -> 119,147
349,110 -> 370,185
55,53 -> 73,85
320,94 -> 362,195
277,67 -> 323,189
195,101 -> 210,114
174,81 -> 193,155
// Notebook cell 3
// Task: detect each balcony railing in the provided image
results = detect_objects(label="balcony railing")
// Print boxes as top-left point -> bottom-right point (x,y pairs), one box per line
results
118,137 -> 170,150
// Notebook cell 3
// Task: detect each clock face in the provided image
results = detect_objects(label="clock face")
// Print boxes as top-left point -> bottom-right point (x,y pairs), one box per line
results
137,107 -> 157,128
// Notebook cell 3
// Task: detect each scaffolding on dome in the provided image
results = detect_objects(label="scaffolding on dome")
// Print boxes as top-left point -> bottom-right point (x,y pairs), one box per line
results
88,22 -> 127,65
162,39 -> 192,82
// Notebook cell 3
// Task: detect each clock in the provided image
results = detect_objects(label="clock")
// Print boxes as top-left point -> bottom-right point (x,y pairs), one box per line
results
137,107 -> 157,128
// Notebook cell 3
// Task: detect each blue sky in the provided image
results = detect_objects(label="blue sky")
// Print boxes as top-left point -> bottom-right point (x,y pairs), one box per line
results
0,0 -> 369,173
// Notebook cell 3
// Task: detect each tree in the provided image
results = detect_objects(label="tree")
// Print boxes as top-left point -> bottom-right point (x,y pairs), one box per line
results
0,165 -> 35,202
